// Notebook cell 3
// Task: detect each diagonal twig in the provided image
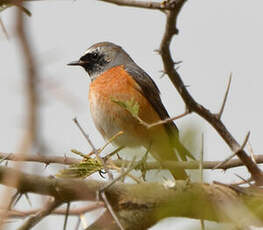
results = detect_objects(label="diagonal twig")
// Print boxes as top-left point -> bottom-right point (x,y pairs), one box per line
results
73,118 -> 97,153
216,73 -> 232,120
17,198 -> 62,230
99,0 -> 178,10
100,157 -> 138,193
63,202 -> 70,230
0,17 -> 9,40
213,131 -> 250,170
100,192 -> 124,230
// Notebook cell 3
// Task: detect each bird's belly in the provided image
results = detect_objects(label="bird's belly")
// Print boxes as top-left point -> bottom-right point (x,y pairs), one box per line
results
89,92 -> 148,147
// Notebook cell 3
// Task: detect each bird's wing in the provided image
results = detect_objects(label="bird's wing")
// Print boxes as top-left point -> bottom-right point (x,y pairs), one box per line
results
124,63 -> 179,135
124,63 -> 194,160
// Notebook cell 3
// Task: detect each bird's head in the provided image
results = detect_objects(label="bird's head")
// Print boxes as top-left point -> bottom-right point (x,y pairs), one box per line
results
68,42 -> 133,80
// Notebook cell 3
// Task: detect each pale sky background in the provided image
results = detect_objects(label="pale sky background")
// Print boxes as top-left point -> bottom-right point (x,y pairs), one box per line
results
1,0 -> 263,229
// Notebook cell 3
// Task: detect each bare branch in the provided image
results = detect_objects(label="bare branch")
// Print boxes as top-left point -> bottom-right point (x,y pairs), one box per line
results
101,192 -> 125,230
4,203 -> 104,219
0,17 -> 9,40
0,166 -> 263,228
1,152 -> 263,170
213,131 -> 250,170
16,1 -> 40,154
63,202 -> 70,230
100,157 -> 138,192
158,0 -> 263,184
73,118 -> 96,152
17,198 -> 62,230
200,133 -> 204,182
0,152 -> 80,165
99,0 -> 178,10
147,110 -> 190,129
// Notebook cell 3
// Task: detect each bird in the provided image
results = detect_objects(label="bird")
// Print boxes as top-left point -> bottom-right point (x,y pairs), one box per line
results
68,42 -> 194,180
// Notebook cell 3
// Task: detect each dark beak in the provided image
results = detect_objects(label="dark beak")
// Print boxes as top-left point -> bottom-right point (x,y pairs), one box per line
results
67,60 -> 85,66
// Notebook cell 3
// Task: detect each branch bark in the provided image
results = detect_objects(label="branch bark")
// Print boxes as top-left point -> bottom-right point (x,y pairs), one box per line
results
2,203 -> 104,219
1,152 -> 263,171
1,166 -> 263,229
18,199 -> 62,230
98,0 -> 177,10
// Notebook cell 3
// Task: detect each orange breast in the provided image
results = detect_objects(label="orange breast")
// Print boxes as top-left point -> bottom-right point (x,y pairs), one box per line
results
88,65 -> 169,147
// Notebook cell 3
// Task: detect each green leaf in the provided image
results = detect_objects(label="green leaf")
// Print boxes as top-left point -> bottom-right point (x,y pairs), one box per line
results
57,157 -> 103,179
111,98 -> 140,117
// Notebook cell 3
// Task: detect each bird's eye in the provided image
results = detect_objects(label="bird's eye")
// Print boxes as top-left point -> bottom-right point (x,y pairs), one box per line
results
91,53 -> 99,61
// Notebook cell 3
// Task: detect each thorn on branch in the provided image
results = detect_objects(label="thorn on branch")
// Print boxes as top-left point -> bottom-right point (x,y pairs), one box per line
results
213,131 -> 250,170
8,191 -> 21,210
154,49 -> 162,55
248,142 -> 256,164
234,173 -> 253,187
63,202 -> 70,230
159,70 -> 166,78
174,60 -> 183,66
216,73 -> 232,120
100,157 -> 138,193
18,198 -> 62,230
0,17 -> 9,40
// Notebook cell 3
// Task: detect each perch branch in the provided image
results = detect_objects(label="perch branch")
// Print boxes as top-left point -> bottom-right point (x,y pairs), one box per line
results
0,166 -> 262,229
1,152 -> 263,170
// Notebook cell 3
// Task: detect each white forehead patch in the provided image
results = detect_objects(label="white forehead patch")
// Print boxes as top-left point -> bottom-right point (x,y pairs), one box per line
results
84,47 -> 97,55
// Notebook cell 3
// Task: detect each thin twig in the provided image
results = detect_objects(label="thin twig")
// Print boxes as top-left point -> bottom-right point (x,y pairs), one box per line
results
147,110 -> 190,129
63,202 -> 70,230
216,74 -> 232,119
100,157 -> 137,192
0,152 -> 80,165
7,191 -> 20,210
99,131 -> 124,154
73,118 -> 96,152
17,198 -> 62,230
0,17 -> 9,40
99,0 -> 178,10
200,133 -> 204,183
100,192 -> 124,230
4,203 -> 104,219
200,133 -> 205,230
74,217 -> 81,230
213,131 -> 250,170
248,142 -> 256,164
24,193 -> 32,207
234,174 -> 253,187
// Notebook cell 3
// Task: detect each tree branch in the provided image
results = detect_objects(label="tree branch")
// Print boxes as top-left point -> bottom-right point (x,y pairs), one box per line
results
158,0 -> 263,185
18,198 -> 62,230
3,203 -> 104,219
0,166 -> 263,229
1,152 -> 263,171
98,0 -> 178,10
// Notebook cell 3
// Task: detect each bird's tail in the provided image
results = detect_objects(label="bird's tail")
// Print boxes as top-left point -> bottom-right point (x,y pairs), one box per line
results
173,137 -> 195,161
150,139 -> 189,180
167,129 -> 195,180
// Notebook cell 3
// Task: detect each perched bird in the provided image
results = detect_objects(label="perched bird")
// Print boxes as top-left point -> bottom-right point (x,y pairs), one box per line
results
68,42 -> 193,179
